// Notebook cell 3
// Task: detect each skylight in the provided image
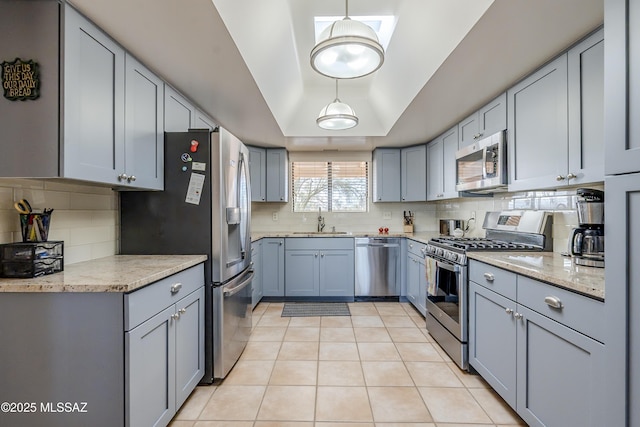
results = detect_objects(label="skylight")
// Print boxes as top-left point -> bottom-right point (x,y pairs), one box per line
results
314,15 -> 396,50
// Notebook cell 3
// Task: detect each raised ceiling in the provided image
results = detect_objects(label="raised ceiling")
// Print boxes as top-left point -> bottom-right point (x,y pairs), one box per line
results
69,0 -> 603,151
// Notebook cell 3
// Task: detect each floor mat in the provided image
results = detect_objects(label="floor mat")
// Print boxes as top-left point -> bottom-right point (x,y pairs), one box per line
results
281,302 -> 351,317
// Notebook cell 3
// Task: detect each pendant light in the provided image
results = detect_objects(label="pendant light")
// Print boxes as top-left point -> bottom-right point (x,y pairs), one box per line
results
310,0 -> 384,79
317,80 -> 358,130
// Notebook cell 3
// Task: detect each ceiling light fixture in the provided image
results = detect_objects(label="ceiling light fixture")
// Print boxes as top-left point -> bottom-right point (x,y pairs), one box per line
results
317,80 -> 358,130
310,0 -> 384,79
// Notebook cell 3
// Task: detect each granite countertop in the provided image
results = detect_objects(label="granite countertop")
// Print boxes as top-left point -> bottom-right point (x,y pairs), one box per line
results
251,231 -> 438,244
468,252 -> 605,301
0,255 -> 208,293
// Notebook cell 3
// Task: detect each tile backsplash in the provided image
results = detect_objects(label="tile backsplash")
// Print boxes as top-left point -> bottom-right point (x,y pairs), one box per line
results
252,184 -> 604,253
0,179 -> 118,265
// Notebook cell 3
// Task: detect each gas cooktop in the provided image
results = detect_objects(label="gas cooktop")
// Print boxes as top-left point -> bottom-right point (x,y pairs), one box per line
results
428,237 -> 542,251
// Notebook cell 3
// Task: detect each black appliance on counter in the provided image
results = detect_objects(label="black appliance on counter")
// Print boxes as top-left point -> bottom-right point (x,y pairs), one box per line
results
121,128 -> 253,383
424,210 -> 553,370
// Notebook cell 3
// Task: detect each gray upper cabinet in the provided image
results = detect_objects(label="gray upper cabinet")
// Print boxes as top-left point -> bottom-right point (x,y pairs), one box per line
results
605,0 -> 640,175
427,126 -> 459,201
248,146 -> 267,202
507,55 -> 569,191
568,28 -> 605,184
123,54 -> 164,190
401,145 -> 427,202
164,85 -> 196,132
194,109 -> 216,131
63,5 -> 126,186
459,93 -> 507,148
265,148 -> 289,202
372,148 -> 401,202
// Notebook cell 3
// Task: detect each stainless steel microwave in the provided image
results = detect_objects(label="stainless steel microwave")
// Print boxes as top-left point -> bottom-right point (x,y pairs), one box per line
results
455,130 -> 507,193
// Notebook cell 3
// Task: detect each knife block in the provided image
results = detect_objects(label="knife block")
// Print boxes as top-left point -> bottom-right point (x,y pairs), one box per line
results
403,225 -> 414,233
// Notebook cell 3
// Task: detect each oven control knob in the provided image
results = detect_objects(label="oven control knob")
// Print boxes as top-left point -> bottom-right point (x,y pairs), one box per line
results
450,253 -> 458,262
436,248 -> 444,257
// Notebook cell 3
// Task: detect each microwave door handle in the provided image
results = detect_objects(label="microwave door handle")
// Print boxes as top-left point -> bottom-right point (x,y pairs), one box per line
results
481,145 -> 488,179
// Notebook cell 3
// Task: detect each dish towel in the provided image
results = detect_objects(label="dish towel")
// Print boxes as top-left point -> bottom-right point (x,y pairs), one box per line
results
426,257 -> 437,296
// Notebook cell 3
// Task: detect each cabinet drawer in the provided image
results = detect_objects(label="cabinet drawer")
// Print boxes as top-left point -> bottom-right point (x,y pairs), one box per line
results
517,275 -> 605,343
407,239 -> 426,257
469,261 -> 517,300
125,264 -> 204,330
285,237 -> 354,250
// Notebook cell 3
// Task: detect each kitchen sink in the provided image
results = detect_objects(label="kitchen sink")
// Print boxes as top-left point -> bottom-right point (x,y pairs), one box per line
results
292,231 -> 349,235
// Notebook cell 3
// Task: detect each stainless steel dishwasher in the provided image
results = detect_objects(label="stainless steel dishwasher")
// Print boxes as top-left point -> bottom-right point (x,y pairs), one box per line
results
355,237 -> 401,299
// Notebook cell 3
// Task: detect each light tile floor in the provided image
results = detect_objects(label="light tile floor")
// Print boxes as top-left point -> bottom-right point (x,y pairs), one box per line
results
169,301 -> 526,427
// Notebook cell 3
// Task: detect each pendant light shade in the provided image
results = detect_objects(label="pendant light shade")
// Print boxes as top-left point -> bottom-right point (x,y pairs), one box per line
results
317,80 -> 358,130
310,1 -> 384,79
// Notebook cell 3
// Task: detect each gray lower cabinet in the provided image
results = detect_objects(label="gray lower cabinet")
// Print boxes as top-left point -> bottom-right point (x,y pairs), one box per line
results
262,238 -> 285,297
401,144 -> 427,202
405,240 -> 426,315
372,148 -> 401,202
164,84 -> 196,132
251,240 -> 263,307
427,125 -> 459,201
285,238 -> 354,298
125,266 -> 205,427
468,260 -> 605,427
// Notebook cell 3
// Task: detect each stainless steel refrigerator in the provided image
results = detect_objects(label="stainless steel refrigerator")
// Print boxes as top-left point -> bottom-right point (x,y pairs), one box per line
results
120,128 -> 253,383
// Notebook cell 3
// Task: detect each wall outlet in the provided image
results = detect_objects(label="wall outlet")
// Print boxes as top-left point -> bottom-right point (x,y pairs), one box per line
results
272,212 -> 279,221
383,212 -> 392,220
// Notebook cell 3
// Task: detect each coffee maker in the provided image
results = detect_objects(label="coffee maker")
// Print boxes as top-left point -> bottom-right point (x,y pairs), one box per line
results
570,188 -> 605,267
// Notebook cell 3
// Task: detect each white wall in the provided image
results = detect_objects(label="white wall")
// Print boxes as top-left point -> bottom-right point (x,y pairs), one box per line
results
0,179 -> 118,265
252,183 -> 604,253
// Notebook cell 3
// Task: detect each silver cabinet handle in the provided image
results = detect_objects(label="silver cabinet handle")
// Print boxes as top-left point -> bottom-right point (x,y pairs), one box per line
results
279,241 -> 283,245
544,296 -> 564,309
556,175 -> 566,181
170,283 -> 182,294
514,313 -> 523,320
118,173 -> 129,182
178,308 -> 187,315
483,272 -> 495,282
505,308 -> 514,315
409,243 -> 413,249
127,175 -> 137,183
315,253 -> 318,257
566,173 -> 577,180
171,313 -> 180,320
321,253 -> 324,257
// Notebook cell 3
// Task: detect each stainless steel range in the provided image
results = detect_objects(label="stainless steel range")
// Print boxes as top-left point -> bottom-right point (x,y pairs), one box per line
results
424,210 -> 553,370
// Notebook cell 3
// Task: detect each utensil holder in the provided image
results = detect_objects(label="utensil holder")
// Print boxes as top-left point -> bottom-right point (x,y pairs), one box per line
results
20,212 -> 52,242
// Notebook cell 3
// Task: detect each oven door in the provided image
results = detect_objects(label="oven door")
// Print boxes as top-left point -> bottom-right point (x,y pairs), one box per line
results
425,256 -> 467,342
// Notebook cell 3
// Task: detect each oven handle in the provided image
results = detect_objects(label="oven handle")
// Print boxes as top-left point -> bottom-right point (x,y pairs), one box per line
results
425,255 -> 463,274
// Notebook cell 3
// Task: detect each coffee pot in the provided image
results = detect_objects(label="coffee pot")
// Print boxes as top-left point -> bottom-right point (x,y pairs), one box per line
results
569,188 -> 604,267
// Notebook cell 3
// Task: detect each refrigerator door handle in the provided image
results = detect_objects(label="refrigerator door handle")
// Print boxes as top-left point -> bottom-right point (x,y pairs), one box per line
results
223,271 -> 254,297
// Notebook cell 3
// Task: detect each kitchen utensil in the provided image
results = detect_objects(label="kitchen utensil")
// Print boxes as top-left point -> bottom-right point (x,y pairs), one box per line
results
14,199 -> 32,214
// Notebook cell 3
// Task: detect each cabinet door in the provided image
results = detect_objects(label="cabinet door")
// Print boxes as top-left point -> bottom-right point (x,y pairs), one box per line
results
373,148 -> 401,202
164,85 -> 195,131
249,146 -> 267,202
401,145 -> 427,202
605,0 -> 640,174
319,250 -> 354,297
266,149 -> 289,202
406,253 -> 420,308
426,139 -> 443,201
458,112 -> 479,148
285,250 -> 319,296
604,173 -> 640,426
468,282 -> 517,408
124,54 -> 164,190
262,238 -> 285,296
251,241 -> 263,307
194,110 -> 216,131
441,126 -> 460,199
63,5 -> 125,185
568,28 -> 604,185
478,92 -> 507,138
126,305 -> 175,427
507,55 -> 568,191
516,304 -> 605,427
175,287 -> 205,409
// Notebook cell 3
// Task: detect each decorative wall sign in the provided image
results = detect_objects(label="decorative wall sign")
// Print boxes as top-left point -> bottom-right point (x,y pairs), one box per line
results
1,58 -> 40,101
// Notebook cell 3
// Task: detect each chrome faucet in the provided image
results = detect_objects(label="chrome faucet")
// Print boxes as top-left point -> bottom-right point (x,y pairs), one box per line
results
318,207 -> 325,232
